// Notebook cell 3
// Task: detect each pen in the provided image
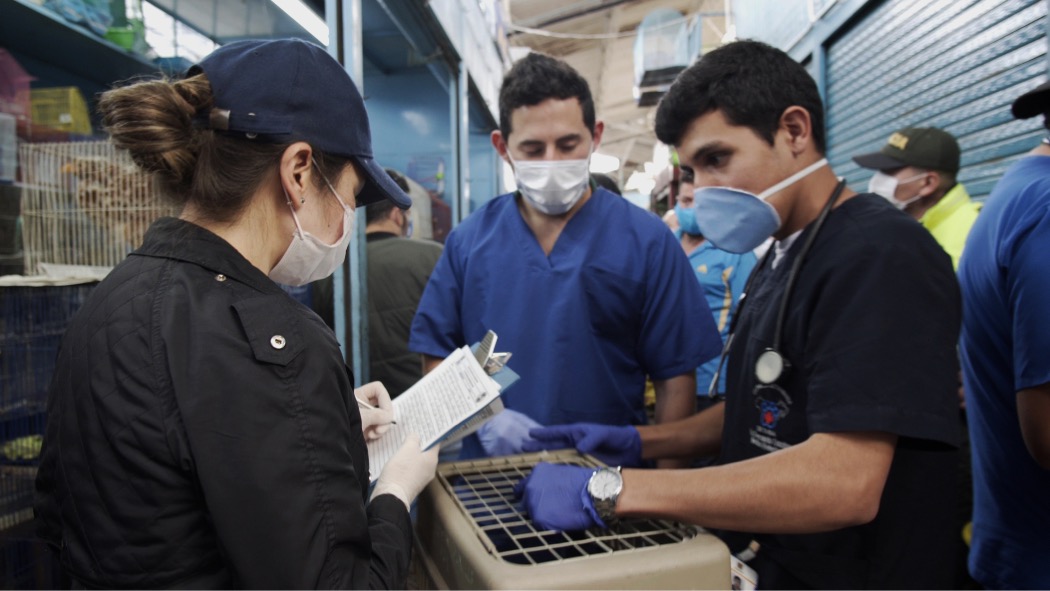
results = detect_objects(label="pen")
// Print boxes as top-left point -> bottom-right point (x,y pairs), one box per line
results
356,396 -> 397,424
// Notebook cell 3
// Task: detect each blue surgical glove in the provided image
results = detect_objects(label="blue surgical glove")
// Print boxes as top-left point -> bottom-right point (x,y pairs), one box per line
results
477,409 -> 544,457
521,423 -> 643,467
514,462 -> 604,531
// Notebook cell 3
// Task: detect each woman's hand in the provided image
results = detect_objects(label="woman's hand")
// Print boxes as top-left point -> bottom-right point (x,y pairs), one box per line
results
354,381 -> 395,441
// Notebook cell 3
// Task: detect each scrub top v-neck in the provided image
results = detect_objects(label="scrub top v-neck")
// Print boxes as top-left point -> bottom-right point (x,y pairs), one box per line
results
410,187 -> 721,427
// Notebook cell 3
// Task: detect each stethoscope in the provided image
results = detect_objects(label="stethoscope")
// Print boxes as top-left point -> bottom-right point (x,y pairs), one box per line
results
708,177 -> 848,396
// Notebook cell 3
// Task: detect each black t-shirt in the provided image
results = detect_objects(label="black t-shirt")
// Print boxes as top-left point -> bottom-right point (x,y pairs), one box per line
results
719,194 -> 962,589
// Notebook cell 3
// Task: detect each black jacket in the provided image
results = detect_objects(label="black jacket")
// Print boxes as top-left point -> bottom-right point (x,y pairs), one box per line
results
35,218 -> 412,589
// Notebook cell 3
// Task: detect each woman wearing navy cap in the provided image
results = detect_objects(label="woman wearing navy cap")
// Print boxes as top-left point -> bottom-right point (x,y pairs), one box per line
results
34,38 -> 437,589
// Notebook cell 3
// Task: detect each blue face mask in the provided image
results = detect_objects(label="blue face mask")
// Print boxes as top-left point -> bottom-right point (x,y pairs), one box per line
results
674,203 -> 702,236
693,158 -> 828,253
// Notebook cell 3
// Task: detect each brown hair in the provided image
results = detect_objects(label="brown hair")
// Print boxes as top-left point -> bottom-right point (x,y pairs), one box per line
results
98,73 -> 348,222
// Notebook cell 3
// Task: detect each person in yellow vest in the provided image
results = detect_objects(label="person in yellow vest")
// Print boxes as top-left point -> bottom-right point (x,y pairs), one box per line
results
853,127 -> 980,269
855,125 -> 979,589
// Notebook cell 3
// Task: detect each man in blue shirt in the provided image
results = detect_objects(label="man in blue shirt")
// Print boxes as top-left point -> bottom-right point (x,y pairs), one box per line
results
958,81 -> 1050,590
673,164 -> 757,406
409,53 -> 721,460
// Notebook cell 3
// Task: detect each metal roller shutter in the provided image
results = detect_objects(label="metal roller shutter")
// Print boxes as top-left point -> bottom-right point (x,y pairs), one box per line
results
825,0 -> 1048,199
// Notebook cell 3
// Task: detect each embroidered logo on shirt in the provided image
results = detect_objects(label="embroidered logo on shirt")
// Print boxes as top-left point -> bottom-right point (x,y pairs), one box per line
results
749,386 -> 793,452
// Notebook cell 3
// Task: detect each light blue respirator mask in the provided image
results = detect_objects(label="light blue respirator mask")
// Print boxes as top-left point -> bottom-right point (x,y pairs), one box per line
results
692,158 -> 828,253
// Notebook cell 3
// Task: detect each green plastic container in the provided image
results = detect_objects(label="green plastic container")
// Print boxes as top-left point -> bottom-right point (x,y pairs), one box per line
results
105,26 -> 135,50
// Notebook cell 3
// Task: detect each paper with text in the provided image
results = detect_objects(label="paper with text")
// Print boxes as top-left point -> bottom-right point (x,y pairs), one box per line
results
366,346 -> 501,481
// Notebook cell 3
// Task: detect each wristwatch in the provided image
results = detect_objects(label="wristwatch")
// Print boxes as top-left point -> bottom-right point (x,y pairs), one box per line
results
587,466 -> 623,526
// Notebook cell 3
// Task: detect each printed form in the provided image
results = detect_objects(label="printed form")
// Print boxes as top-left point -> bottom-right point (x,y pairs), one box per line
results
366,345 -> 501,481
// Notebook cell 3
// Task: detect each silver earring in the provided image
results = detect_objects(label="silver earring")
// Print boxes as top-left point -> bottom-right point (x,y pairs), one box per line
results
300,197 -> 306,204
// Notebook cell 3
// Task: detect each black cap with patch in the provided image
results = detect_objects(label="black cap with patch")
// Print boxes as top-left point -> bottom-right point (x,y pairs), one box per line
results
852,127 -> 960,174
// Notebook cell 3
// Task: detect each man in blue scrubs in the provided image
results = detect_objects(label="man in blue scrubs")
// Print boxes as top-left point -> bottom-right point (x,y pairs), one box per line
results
409,53 -> 721,460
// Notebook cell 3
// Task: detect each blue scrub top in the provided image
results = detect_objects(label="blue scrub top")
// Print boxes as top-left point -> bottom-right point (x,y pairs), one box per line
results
410,188 -> 721,427
687,242 -> 756,396
959,155 -> 1050,590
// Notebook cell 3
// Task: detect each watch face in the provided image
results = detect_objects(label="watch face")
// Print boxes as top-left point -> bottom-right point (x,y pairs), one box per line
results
589,469 -> 623,500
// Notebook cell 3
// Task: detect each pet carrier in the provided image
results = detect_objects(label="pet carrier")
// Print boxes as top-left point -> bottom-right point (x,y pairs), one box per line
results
19,140 -> 176,276
415,450 -> 730,589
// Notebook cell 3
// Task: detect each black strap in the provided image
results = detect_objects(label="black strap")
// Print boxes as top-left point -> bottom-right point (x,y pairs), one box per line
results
771,178 -> 847,352
707,178 -> 848,397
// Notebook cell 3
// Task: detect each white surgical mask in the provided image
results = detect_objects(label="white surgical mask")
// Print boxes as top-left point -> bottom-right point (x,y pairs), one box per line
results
270,165 -> 355,286
867,171 -> 927,210
510,153 -> 591,215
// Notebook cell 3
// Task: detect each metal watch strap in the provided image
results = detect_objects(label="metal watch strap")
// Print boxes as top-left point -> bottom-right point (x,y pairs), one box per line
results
589,466 -> 622,525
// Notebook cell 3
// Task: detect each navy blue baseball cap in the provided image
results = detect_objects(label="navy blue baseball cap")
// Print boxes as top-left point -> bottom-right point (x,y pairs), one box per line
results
188,38 -> 410,209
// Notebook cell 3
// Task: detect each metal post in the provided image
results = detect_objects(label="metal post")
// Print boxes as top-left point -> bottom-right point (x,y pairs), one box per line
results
449,65 -> 460,224
459,64 -> 471,220
328,0 -> 368,385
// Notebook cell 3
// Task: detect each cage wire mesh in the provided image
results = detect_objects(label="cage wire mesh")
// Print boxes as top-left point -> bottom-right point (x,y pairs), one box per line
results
441,453 -> 696,566
0,283 -> 96,531
19,140 -> 176,275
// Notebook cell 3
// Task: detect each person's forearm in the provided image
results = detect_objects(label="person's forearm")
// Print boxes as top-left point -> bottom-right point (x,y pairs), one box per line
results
638,402 -> 724,460
617,431 -> 896,533
1017,383 -> 1050,469
421,354 -> 442,375
653,375 -> 699,468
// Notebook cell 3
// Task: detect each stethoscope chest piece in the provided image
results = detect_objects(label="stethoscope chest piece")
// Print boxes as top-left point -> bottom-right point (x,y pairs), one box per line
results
755,348 -> 789,385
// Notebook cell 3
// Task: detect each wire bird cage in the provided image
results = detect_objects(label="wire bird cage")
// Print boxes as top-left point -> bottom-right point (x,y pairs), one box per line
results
414,451 -> 730,589
0,282 -> 93,589
18,141 -> 176,276
0,282 -> 96,534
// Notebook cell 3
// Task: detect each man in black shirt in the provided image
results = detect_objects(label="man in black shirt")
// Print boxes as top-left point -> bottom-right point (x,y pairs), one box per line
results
518,40 -> 961,589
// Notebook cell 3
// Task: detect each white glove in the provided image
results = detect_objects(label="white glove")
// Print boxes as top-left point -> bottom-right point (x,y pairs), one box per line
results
371,434 -> 440,510
354,381 -> 394,441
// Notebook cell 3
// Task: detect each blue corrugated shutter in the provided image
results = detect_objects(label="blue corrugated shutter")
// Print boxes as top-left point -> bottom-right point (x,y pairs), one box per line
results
825,0 -> 1048,199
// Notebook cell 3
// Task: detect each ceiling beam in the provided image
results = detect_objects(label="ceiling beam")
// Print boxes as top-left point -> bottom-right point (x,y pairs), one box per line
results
510,0 -> 637,33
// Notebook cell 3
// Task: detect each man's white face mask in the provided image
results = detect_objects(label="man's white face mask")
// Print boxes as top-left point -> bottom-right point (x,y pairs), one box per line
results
509,150 -> 592,215
868,171 -> 927,210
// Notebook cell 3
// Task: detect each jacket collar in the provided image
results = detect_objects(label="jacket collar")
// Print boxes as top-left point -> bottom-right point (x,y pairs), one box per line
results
920,183 -> 971,230
132,217 -> 285,295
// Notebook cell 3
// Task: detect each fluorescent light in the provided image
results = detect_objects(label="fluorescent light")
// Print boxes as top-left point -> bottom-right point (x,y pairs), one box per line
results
270,0 -> 329,46
589,152 -> 621,174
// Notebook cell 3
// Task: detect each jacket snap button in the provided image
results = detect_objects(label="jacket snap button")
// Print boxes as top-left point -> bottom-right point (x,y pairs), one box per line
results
215,274 -> 227,282
270,335 -> 286,349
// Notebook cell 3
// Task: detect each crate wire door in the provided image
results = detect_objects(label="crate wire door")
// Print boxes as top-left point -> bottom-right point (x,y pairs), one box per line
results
449,454 -> 694,564
19,141 -> 175,276
416,450 -> 730,589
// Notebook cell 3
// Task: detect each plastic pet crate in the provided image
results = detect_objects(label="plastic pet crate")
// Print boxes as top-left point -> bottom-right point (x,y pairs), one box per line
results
19,140 -> 176,276
415,451 -> 730,589
30,87 -> 92,136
